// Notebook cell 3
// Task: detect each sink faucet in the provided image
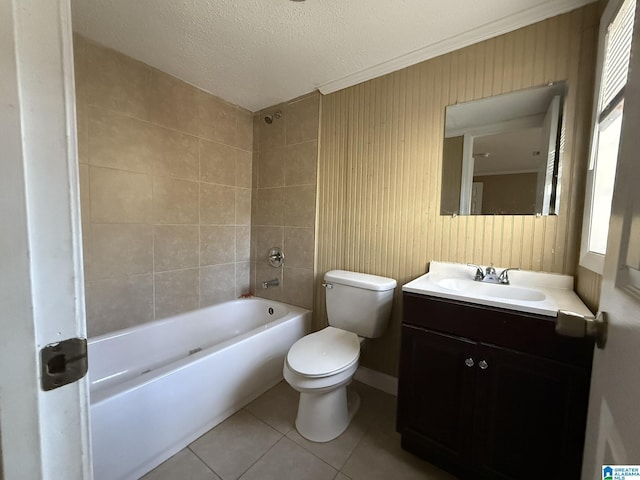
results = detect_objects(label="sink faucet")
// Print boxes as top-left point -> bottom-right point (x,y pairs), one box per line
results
262,278 -> 279,289
498,267 -> 519,285
467,264 -> 485,281
467,264 -> 519,285
482,265 -> 499,283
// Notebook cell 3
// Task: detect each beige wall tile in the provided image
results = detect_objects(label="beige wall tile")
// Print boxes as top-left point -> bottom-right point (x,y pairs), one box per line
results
236,226 -> 251,263
284,227 -> 314,269
152,177 -> 199,224
81,224 -> 92,282
84,40 -> 151,120
200,225 -> 236,266
286,96 -> 319,145
255,226 -> 284,264
285,141 -> 318,186
154,225 -> 199,272
258,147 -> 285,188
76,102 -> 88,165
85,274 -> 153,337
79,164 -> 91,226
200,140 -> 236,186
250,227 -> 258,262
283,267 -> 314,309
252,114 -> 261,151
252,152 -> 259,189
200,183 -> 236,225
237,109 -> 254,151
154,269 -> 200,319
236,188 -> 252,226
212,95 -> 238,147
88,107 -> 155,173
72,34 -> 89,107
284,185 -> 316,227
259,109 -> 285,149
235,262 -> 252,297
200,264 -> 236,306
236,149 -> 252,188
90,167 -> 152,223
89,224 -> 153,280
154,127 -> 199,181
254,188 -> 284,226
150,69 -> 200,135
199,96 -> 237,146
254,263 -> 282,301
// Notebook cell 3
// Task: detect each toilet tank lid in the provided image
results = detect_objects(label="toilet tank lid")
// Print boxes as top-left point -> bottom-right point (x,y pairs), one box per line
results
324,270 -> 397,291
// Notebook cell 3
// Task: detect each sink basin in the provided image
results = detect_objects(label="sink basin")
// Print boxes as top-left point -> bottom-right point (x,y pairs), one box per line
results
436,278 -> 546,302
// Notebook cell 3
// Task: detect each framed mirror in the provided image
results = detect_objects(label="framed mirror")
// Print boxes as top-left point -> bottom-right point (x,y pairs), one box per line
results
440,82 -> 566,216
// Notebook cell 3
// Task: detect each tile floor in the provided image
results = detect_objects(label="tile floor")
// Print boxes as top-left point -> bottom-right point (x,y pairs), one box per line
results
142,381 -> 457,480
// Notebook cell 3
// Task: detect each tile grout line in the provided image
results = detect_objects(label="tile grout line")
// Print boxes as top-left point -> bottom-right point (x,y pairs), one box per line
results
186,445 -> 224,480
242,405 -> 343,477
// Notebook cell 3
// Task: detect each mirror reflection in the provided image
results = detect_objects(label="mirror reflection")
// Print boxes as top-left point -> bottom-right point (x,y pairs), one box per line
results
441,82 -> 566,216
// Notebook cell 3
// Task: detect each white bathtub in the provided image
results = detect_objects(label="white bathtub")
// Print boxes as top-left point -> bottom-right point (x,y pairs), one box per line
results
88,298 -> 311,480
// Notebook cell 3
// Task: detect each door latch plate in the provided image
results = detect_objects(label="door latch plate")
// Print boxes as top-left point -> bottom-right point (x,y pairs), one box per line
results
40,337 -> 88,391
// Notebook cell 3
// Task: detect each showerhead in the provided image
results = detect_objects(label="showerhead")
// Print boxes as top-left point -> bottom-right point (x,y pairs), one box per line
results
264,110 -> 282,124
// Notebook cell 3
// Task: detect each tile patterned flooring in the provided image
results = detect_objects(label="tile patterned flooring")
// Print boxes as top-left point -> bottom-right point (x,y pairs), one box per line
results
142,381 -> 457,480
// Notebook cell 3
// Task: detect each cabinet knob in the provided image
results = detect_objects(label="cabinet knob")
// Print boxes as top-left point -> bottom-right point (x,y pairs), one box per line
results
479,360 -> 488,370
465,358 -> 475,367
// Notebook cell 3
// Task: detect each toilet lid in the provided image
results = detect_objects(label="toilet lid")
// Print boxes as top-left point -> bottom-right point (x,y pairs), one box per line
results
287,327 -> 360,377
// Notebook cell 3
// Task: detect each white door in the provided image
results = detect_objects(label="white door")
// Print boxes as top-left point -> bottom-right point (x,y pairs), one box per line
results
581,5 -> 640,479
0,0 -> 92,479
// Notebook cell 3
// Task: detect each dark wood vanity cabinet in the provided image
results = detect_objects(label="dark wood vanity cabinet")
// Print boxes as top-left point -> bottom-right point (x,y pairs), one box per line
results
397,293 -> 594,480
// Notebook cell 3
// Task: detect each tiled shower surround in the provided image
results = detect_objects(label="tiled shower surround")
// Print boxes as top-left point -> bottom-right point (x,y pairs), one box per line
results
74,35 -> 319,337
250,94 -> 320,310
74,35 -> 255,336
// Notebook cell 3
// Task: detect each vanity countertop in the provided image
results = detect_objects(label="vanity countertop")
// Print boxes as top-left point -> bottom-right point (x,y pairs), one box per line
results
403,261 -> 593,318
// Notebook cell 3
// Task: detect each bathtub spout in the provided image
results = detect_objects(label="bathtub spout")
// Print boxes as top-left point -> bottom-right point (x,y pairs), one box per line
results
262,278 -> 279,289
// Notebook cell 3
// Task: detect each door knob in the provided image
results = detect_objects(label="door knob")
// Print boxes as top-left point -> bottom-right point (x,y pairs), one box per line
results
556,310 -> 607,349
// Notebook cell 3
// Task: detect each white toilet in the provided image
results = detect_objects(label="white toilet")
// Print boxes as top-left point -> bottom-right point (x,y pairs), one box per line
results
283,270 -> 397,442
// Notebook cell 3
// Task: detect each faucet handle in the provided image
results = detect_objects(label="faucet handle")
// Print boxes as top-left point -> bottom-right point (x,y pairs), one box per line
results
498,267 -> 520,285
467,263 -> 485,281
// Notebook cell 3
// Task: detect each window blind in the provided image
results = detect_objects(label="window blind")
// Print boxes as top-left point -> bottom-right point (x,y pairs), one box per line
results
600,0 -> 636,112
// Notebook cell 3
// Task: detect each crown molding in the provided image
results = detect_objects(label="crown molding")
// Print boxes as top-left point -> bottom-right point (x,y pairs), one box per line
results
317,0 -> 597,95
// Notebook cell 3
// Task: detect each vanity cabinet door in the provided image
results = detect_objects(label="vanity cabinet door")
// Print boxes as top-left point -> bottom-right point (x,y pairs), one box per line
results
397,326 -> 477,468
472,343 -> 590,480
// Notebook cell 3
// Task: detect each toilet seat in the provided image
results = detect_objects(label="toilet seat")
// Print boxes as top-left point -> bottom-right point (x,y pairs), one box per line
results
286,327 -> 360,378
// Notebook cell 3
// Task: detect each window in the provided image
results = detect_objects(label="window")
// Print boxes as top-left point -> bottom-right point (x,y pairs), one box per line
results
580,0 -> 636,273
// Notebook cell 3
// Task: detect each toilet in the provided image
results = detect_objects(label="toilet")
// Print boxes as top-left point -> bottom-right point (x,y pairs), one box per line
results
283,270 -> 396,442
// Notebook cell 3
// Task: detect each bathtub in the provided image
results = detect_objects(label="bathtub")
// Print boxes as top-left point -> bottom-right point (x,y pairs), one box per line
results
88,298 -> 311,480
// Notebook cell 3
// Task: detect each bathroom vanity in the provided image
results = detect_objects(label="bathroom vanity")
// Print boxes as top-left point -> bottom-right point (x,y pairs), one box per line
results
397,262 -> 595,480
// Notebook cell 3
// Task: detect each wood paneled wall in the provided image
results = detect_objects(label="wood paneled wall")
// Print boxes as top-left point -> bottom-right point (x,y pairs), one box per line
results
315,5 -> 601,376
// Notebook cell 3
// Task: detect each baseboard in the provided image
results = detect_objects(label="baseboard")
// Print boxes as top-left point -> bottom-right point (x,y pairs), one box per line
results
354,366 -> 398,396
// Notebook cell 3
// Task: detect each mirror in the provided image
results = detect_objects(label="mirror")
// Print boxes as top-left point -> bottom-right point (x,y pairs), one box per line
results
440,82 -> 566,216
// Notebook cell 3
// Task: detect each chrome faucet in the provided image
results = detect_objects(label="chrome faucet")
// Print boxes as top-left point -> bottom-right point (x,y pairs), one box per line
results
467,264 -> 485,281
262,278 -> 279,289
467,264 -> 519,285
498,267 -> 519,285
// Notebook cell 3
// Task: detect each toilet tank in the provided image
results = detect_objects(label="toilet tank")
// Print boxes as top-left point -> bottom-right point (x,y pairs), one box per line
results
324,270 -> 397,338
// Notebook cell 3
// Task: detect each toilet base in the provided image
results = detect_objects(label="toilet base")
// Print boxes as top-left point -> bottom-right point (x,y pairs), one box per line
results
295,385 -> 360,442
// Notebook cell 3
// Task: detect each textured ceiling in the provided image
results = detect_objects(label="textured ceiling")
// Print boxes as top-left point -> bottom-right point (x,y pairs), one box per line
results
71,0 -> 595,112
